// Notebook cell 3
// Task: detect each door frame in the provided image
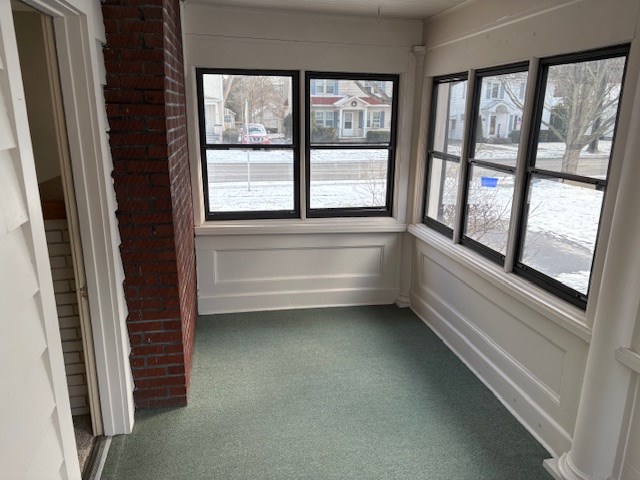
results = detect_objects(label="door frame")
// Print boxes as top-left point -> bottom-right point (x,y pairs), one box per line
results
19,0 -> 135,436
38,12 -> 104,436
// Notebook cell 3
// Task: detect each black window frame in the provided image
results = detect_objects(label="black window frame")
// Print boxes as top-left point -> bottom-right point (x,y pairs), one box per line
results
460,62 -> 529,266
305,71 -> 399,218
422,72 -> 468,238
513,44 -> 630,309
196,68 -> 300,221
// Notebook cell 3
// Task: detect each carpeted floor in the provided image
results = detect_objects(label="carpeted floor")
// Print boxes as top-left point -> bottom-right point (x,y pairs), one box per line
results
102,305 -> 552,479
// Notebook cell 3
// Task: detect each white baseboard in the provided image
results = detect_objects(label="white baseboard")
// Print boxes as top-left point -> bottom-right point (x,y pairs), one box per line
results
198,287 -> 399,314
410,291 -> 571,458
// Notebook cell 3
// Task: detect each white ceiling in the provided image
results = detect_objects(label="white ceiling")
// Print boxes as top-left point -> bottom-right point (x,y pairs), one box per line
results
186,0 -> 470,20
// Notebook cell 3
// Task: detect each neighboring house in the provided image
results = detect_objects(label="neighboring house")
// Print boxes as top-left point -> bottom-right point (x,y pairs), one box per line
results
202,75 -> 224,142
310,79 -> 392,140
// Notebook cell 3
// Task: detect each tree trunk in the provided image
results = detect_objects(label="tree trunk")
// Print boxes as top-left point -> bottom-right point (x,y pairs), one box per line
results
562,148 -> 581,175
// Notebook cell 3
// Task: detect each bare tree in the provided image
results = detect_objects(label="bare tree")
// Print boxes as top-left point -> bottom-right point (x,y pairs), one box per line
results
353,80 -> 392,104
501,57 -> 625,175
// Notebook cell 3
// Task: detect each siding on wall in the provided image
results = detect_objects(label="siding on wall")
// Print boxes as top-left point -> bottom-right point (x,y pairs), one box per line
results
45,218 -> 90,416
0,2 -> 78,475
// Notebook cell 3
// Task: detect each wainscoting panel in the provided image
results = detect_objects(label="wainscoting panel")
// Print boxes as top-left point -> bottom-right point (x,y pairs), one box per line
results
411,238 -> 590,456
197,232 -> 401,313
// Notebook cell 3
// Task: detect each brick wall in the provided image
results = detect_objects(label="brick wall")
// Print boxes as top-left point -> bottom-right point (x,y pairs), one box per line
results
45,219 -> 90,416
102,0 -> 198,409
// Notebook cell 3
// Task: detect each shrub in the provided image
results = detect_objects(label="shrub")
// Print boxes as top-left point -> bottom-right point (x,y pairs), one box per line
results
312,127 -> 337,142
366,130 -> 391,142
509,130 -> 521,144
223,128 -> 239,144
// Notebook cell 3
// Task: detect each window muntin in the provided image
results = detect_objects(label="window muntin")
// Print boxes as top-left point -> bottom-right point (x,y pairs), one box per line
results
462,65 -> 529,262
423,75 -> 468,236
515,49 -> 628,306
197,69 -> 299,220
306,72 -> 398,217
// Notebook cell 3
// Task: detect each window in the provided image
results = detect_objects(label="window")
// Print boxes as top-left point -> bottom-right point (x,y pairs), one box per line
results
423,45 -> 629,309
514,46 -> 628,306
423,74 -> 468,235
196,69 -> 299,220
312,79 -> 337,95
462,64 -> 529,261
306,72 -> 398,217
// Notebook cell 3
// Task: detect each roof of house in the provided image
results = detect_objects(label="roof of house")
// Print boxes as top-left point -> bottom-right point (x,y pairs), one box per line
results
310,95 -> 389,106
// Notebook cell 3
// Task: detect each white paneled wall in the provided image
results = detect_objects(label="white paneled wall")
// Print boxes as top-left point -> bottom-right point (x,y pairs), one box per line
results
197,232 -> 402,313
410,236 -> 589,455
45,219 -> 90,416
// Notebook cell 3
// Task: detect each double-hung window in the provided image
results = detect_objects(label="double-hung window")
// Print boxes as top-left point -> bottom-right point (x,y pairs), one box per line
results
196,69 -> 299,220
306,72 -> 399,217
514,47 -> 628,305
423,74 -> 468,235
423,45 -> 629,309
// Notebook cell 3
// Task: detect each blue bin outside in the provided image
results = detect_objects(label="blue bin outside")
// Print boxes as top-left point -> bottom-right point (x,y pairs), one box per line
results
481,176 -> 498,187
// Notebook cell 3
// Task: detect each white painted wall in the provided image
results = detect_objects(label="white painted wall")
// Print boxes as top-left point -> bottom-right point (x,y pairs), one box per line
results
183,5 -> 421,313
409,0 -> 640,460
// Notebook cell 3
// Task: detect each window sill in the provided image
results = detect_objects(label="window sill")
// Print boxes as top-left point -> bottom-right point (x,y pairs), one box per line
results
195,218 -> 408,236
408,223 -> 592,343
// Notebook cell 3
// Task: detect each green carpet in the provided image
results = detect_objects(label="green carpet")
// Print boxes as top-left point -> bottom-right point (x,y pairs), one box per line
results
102,305 -> 552,479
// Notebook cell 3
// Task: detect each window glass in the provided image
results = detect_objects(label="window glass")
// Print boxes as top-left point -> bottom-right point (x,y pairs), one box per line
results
472,71 -> 529,167
425,157 -> 460,230
309,78 -> 394,145
206,149 -> 294,212
519,176 -> 603,295
464,165 -> 515,256
432,80 -> 467,156
308,149 -> 388,209
533,56 -> 625,179
202,73 -> 294,145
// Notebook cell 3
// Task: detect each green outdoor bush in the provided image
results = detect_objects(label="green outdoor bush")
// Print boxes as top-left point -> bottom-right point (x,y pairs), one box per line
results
366,130 -> 391,142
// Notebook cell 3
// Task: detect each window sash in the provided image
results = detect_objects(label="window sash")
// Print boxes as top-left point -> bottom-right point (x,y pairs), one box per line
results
196,68 -> 300,220
305,72 -> 399,218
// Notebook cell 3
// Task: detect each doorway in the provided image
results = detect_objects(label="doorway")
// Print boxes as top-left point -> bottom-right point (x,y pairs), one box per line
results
343,111 -> 354,136
11,1 -> 103,475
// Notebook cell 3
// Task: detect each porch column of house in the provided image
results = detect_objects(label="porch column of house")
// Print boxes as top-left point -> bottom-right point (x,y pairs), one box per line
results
544,65 -> 640,480
102,0 -> 198,409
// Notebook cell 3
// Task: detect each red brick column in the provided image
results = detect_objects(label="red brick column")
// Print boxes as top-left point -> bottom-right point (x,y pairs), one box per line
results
102,0 -> 198,409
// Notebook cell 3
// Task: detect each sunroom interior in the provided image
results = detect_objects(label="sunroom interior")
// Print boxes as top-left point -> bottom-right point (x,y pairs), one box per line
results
2,0 -> 640,479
